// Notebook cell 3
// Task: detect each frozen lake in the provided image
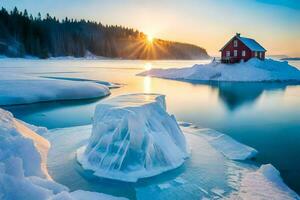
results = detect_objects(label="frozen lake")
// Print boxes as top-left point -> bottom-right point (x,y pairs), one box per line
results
1,58 -> 300,197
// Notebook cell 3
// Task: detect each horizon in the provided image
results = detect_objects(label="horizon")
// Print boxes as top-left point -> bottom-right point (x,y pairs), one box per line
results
1,0 -> 300,57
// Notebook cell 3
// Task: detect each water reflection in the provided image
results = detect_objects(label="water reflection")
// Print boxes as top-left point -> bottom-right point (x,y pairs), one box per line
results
210,82 -> 290,111
143,76 -> 152,93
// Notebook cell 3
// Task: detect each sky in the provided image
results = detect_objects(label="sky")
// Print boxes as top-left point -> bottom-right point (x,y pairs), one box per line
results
1,0 -> 300,57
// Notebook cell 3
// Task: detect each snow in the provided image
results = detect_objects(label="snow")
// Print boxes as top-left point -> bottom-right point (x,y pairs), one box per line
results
0,72 -> 110,106
0,108 -> 127,200
138,58 -> 300,82
229,164 -> 300,200
77,93 -> 189,182
238,36 -> 266,52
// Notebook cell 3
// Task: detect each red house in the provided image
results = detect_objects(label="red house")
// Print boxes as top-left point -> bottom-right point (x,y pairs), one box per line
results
220,33 -> 266,63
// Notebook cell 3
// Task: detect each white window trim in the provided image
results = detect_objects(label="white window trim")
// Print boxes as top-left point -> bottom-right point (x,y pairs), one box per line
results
226,51 -> 230,57
242,50 -> 246,57
234,50 -> 238,57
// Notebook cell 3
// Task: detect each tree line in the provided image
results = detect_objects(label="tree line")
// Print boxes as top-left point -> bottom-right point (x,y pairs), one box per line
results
0,7 -> 209,59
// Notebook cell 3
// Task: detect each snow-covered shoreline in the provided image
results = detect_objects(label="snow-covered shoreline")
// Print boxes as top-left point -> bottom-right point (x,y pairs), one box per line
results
138,58 -> 300,83
0,108 -> 127,200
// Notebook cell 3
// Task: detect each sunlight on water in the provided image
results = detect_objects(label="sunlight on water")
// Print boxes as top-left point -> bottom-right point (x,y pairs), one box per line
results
143,76 -> 152,93
144,62 -> 152,70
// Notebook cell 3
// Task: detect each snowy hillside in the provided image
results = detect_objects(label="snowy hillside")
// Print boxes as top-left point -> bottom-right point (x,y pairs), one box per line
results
138,58 -> 300,82
0,73 -> 110,105
0,108 -> 127,200
77,94 -> 189,182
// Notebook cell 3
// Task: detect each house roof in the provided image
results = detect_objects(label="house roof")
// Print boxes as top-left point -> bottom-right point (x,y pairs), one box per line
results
219,34 -> 266,52
238,36 -> 266,52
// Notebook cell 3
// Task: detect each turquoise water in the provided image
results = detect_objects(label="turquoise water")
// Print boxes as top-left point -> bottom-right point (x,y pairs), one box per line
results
1,58 -> 300,195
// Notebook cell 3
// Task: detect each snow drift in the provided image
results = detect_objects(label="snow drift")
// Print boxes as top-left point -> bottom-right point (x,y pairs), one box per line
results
77,94 -> 189,182
0,73 -> 110,106
0,108 -> 126,200
138,58 -> 300,82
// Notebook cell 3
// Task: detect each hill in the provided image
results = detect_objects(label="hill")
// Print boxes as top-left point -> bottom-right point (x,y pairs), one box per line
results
0,7 -> 209,59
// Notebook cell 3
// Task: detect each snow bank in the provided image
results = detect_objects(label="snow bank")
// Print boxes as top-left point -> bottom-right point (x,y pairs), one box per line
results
231,164 -> 300,199
0,108 -> 127,200
0,73 -> 110,106
138,58 -> 300,82
77,94 -> 189,182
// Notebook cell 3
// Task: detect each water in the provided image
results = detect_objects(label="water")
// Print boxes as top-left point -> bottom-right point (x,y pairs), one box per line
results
1,58 -> 300,195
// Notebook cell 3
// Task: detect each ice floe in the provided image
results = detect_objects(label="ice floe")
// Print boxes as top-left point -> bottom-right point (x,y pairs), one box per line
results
138,58 -> 300,82
77,94 -> 189,182
0,73 -> 110,105
47,120 -> 299,199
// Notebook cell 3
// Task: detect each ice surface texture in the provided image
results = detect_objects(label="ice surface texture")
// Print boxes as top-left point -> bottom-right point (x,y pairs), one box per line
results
139,58 -> 300,82
0,73 -> 110,105
195,128 -> 257,160
77,94 -> 189,182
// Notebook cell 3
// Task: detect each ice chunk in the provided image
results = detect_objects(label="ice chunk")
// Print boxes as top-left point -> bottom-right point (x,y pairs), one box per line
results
182,125 -> 257,160
138,58 -> 300,82
0,72 -> 110,105
77,94 -> 189,182
230,164 -> 300,200
197,128 -> 257,160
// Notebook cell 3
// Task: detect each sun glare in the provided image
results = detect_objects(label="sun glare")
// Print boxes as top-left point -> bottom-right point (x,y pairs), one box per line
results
144,63 -> 152,70
147,34 -> 154,43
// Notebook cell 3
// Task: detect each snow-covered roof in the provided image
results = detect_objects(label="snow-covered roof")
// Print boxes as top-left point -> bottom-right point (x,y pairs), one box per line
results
238,36 -> 266,52
219,34 -> 266,52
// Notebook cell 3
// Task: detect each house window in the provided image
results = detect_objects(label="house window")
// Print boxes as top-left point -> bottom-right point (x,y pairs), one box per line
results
242,50 -> 246,57
259,52 -> 263,58
226,51 -> 230,57
255,52 -> 258,57
234,50 -> 238,57
234,40 -> 238,47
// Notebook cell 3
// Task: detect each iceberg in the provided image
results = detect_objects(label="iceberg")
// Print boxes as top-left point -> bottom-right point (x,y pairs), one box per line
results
138,58 -> 300,82
0,108 -> 127,200
77,94 -> 189,182
0,72 -> 110,106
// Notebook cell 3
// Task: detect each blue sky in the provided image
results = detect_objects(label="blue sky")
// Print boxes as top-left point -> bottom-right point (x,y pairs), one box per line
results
1,0 -> 300,56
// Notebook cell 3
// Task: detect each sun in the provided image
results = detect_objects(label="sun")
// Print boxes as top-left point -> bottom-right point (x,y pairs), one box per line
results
147,34 -> 154,43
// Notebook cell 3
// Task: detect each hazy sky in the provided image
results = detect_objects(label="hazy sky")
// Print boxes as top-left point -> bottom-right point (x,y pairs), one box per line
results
1,0 -> 300,56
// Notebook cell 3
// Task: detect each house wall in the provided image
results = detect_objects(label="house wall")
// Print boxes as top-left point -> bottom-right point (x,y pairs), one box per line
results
221,36 -> 264,63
